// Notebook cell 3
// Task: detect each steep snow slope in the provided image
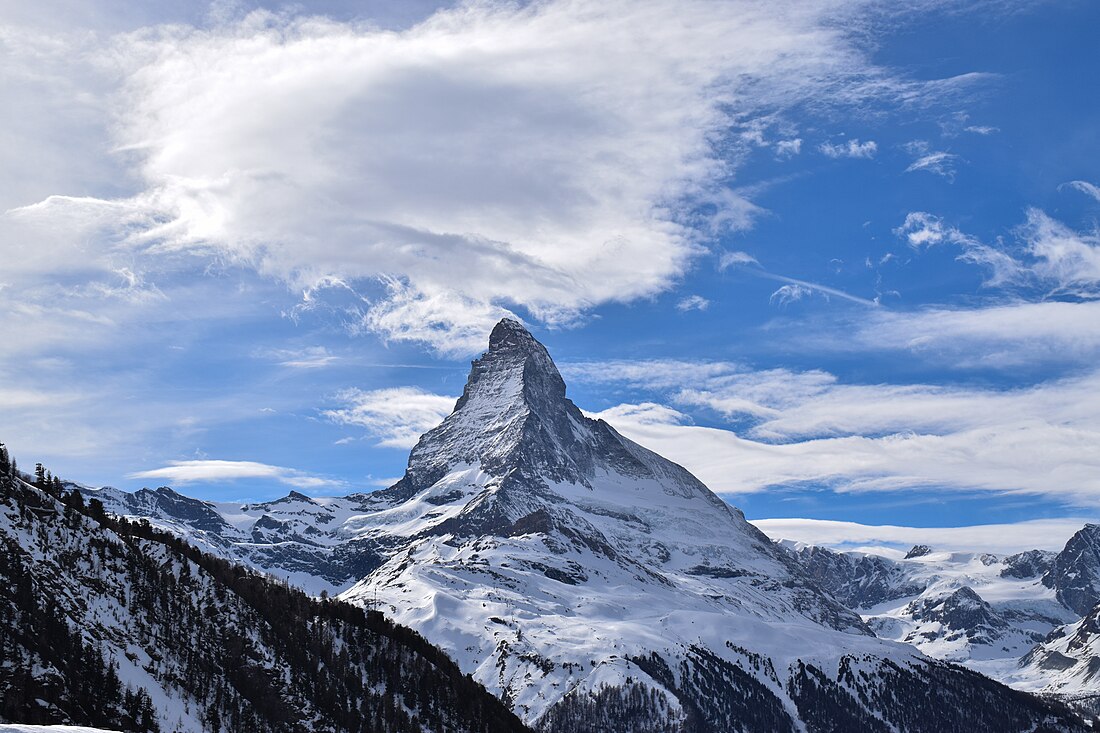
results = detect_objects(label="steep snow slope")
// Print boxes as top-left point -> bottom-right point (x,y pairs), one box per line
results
1013,602 -> 1100,696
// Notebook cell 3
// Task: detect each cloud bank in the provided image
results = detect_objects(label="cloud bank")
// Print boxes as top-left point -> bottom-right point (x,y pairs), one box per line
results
4,0 -> 955,354
751,517 -> 1087,554
566,359 -> 1100,503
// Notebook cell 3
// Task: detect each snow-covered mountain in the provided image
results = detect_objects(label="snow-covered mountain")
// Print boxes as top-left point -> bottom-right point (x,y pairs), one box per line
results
81,484 -> 390,595
0,457 -> 526,732
789,544 -> 1074,661
1011,600 -> 1100,715
82,319 -> 1091,732
782,529 -> 1100,711
1043,525 -> 1100,616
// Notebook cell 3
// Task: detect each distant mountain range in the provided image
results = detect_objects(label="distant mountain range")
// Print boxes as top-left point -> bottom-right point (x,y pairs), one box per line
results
785,527 -> 1100,707
3,319 -> 1094,731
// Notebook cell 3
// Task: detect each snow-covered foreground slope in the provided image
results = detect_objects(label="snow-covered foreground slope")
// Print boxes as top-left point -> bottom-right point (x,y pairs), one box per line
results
1014,604 -> 1100,696
87,319 -> 1086,732
0,465 -> 527,732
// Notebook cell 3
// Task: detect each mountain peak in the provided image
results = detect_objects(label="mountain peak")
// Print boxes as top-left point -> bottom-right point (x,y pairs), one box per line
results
463,317 -> 565,410
382,318 -> 718,512
487,317 -> 539,352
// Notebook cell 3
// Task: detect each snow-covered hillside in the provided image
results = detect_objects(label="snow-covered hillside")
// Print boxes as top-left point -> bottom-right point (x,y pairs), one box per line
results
83,319 -> 1092,732
0,458 -> 526,732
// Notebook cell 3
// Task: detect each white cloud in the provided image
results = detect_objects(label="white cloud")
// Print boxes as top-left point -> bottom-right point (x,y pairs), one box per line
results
2,1 -> 975,354
570,358 -> 1100,504
563,359 -> 746,391
762,273 -> 877,306
259,346 -> 339,369
751,518 -> 1088,554
903,140 -> 959,180
851,299 -> 1100,367
1063,180 -> 1100,203
818,138 -> 878,159
324,386 -> 455,448
895,211 -> 965,248
896,209 -> 1100,298
717,249 -> 876,307
129,459 -> 341,488
1013,209 -> 1100,295
593,399 -> 1100,504
775,138 -> 802,158
770,283 -> 813,307
905,151 -> 959,180
675,295 -> 710,312
963,125 -> 999,135
718,250 -> 759,270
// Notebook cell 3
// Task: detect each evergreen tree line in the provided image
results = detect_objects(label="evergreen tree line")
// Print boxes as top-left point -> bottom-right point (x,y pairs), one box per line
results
0,522 -> 159,730
0,447 -> 529,733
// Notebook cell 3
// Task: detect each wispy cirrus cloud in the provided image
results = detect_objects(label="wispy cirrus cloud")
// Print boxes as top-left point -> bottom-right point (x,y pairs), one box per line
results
896,209 -> 1100,297
676,295 -> 710,312
819,138 -> 878,159
769,283 -> 813,307
566,357 -> 1100,504
775,138 -> 803,158
258,346 -> 339,369
903,141 -> 960,180
324,387 -> 455,448
1062,179 -> 1100,204
719,250 -> 877,307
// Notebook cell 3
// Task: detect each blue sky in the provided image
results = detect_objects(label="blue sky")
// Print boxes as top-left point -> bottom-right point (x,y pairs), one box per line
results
2,0 -> 1099,537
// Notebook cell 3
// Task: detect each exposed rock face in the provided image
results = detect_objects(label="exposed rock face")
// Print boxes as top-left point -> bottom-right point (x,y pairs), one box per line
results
82,484 -> 391,593
1044,525 -> 1100,616
786,539 -> 1084,696
905,587 -> 1008,641
794,544 -> 926,609
905,544 -> 933,559
1002,549 -> 1056,579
